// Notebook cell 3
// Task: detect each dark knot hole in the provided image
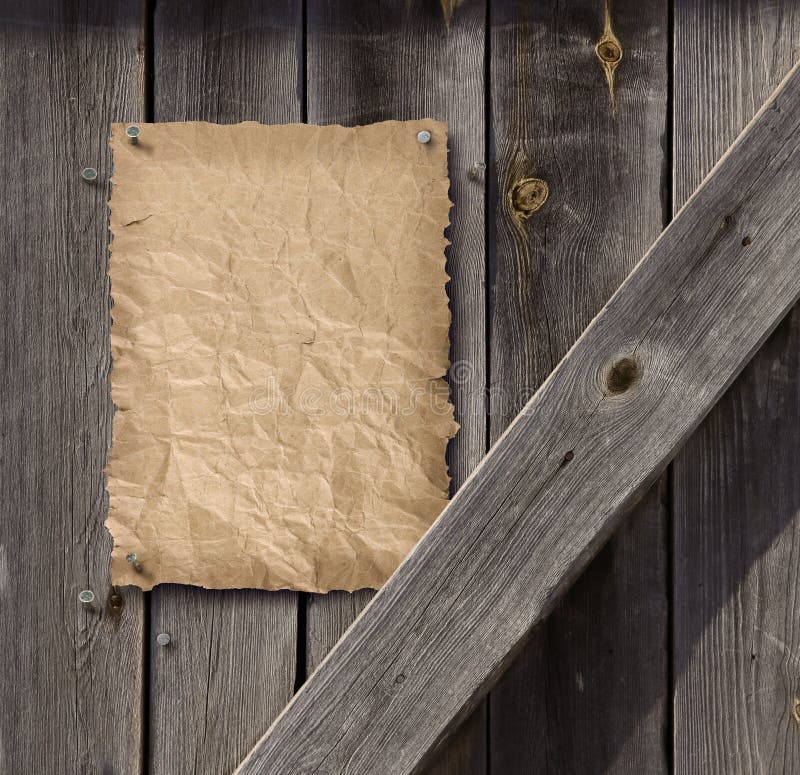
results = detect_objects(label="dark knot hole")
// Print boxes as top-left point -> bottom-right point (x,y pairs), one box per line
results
606,357 -> 638,394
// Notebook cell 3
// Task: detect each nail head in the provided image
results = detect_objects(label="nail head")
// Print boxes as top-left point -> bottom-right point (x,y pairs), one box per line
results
468,161 -> 486,180
125,552 -> 143,571
156,632 -> 171,647
81,167 -> 98,182
78,589 -> 95,606
126,125 -> 141,144
417,130 -> 432,144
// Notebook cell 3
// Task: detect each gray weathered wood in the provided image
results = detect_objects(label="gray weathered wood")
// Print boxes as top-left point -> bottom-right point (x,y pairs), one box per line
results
237,62 -> 800,775
150,586 -> 297,774
149,3 -> 301,773
672,2 -> 800,772
305,2 -> 487,771
0,2 -> 145,772
488,2 -> 669,771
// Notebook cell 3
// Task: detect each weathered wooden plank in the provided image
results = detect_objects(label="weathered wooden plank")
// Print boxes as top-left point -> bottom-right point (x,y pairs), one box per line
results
149,3 -> 301,773
0,2 -> 145,772
672,3 -> 800,772
488,2 -> 669,771
305,2 -> 487,771
237,62 -> 800,775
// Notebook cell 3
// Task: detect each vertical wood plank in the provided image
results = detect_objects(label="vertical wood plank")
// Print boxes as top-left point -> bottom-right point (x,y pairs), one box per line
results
0,1 -> 145,772
305,1 -> 487,771
149,3 -> 302,773
488,1 -> 669,772
673,3 -> 800,772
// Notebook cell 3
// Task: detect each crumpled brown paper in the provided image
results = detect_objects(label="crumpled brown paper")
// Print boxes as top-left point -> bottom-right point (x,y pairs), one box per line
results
106,120 -> 456,592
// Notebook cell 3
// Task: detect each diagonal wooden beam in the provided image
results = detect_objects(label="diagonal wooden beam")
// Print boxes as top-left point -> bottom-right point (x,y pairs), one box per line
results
237,62 -> 800,775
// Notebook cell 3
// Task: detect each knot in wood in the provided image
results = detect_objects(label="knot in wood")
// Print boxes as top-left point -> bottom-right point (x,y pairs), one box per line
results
606,357 -> 638,394
596,39 -> 622,64
108,589 -> 125,616
594,19 -> 623,112
509,178 -> 549,218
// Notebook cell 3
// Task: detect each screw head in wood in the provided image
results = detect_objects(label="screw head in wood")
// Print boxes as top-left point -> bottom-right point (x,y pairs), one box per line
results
125,125 -> 141,144
417,130 -> 432,144
78,589 -> 95,607
156,632 -> 171,647
81,167 -> 98,182
125,552 -> 143,572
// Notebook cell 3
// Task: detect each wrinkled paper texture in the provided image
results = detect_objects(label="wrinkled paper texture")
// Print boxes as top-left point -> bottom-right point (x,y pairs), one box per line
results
106,120 -> 456,592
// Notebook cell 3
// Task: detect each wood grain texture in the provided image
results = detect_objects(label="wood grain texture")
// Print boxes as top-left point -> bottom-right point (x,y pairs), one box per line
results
149,3 -> 301,773
305,2 -> 487,772
0,2 -> 145,772
672,3 -> 800,772
488,2 -> 669,771
237,62 -> 800,775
